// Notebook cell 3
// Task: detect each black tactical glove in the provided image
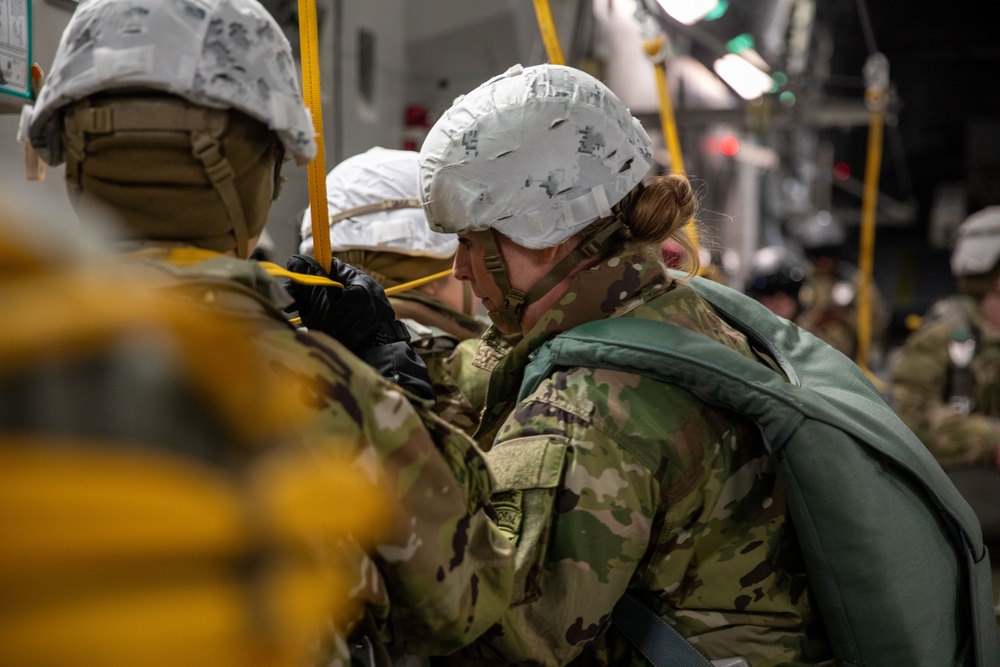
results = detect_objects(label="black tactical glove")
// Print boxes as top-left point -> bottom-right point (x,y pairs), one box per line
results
286,254 -> 403,353
284,254 -> 433,400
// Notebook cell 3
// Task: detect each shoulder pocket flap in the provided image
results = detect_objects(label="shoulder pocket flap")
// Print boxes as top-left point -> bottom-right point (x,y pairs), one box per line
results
488,436 -> 567,492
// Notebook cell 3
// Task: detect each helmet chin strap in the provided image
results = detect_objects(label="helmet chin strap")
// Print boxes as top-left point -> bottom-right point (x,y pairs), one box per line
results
473,230 -> 522,331
475,214 -> 625,332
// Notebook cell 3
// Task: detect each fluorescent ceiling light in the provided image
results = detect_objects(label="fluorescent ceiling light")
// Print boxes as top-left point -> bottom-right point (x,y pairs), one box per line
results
713,54 -> 774,100
656,0 -> 720,25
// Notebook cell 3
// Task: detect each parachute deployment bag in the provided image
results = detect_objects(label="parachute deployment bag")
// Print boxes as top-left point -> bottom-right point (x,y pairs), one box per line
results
519,274 -> 998,667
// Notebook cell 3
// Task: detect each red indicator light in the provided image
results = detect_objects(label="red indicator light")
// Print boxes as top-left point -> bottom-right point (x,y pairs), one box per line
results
719,135 -> 740,156
834,161 -> 851,180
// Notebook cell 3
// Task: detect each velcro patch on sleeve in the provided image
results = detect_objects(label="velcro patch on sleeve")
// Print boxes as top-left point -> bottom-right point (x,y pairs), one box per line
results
488,435 -> 567,492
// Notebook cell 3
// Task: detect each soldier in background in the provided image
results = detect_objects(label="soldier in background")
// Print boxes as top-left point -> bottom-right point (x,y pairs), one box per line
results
889,206 -> 1000,628
889,207 -> 1000,469
790,209 -> 889,367
25,0 -> 514,662
297,147 -> 485,434
744,244 -> 809,322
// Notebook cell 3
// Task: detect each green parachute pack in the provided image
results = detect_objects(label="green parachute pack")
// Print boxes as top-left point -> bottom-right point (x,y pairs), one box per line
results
519,273 -> 999,667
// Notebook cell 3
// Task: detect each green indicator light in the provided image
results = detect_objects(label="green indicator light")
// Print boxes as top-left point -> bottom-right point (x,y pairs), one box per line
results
727,33 -> 755,54
705,0 -> 728,20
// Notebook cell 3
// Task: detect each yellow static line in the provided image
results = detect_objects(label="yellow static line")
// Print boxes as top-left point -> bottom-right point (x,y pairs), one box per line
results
298,0 -> 332,272
533,0 -> 566,65
257,262 -> 343,288
285,270 -> 453,328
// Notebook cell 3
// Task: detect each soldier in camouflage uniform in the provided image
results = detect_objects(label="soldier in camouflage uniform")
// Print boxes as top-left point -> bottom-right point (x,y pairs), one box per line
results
890,207 -> 1000,469
0,190 -> 398,667
889,207 -> 1000,625
26,1 -> 514,662
414,63 -> 833,666
298,147 -> 486,435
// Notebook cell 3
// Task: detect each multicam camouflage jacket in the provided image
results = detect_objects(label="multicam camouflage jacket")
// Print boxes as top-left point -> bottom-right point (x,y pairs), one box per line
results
890,295 -> 1000,468
446,250 -> 832,667
119,247 -> 515,659
439,330 -> 513,438
392,291 -> 486,436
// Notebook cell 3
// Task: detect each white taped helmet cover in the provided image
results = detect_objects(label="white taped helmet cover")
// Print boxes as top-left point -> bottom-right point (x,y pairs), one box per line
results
418,64 -> 654,250
29,0 -> 316,166
299,147 -> 458,258
951,206 -> 1000,276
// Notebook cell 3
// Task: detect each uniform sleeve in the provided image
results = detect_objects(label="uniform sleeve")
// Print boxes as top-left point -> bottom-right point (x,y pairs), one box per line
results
300,331 -> 515,655
890,322 -> 1000,467
369,387 -> 516,654
448,367 -> 660,665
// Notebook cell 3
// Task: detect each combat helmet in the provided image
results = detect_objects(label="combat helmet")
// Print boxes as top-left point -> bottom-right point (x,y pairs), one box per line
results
951,206 -> 1000,299
418,63 -> 654,328
951,206 -> 1000,277
28,0 -> 316,258
300,147 -> 457,260
300,147 -> 462,298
